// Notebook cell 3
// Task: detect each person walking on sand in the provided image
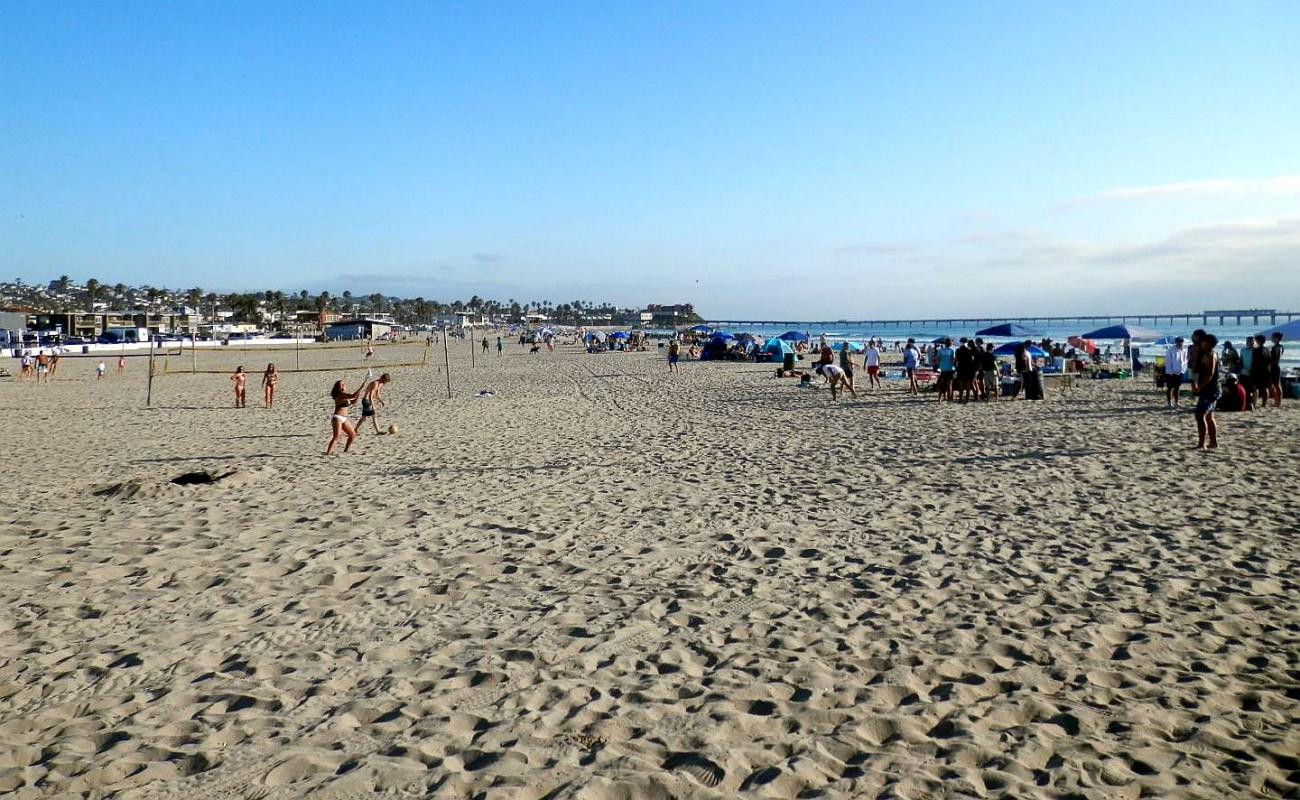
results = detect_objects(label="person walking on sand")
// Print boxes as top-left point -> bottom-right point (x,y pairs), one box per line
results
117,354 -> 126,374
837,342 -> 858,397
482,336 -> 489,355
355,373 -> 392,436
231,366 -> 247,408
364,341 -> 375,360
667,338 -> 681,373
903,338 -> 920,395
96,360 -> 107,380
325,378 -> 366,454
496,336 -> 503,357
1191,333 -> 1221,449
1164,337 -> 1188,408
864,341 -> 882,389
261,363 -> 279,408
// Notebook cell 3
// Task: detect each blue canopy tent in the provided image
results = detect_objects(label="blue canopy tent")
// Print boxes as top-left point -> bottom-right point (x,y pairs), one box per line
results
687,324 -> 713,334
1077,324 -> 1163,341
699,332 -> 737,361
976,322 -> 1042,337
1257,318 -> 1300,339
778,330 -> 810,343
1152,334 -> 1183,346
608,331 -> 630,340
992,342 -> 1048,357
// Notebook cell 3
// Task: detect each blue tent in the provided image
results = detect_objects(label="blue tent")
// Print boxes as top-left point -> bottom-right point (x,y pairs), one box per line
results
992,342 -> 1048,357
778,330 -> 810,343
700,332 -> 736,361
1078,323 -> 1162,341
838,341 -> 866,353
687,324 -> 713,334
608,331 -> 630,340
976,322 -> 1042,337
764,337 -> 794,359
1257,318 -> 1300,339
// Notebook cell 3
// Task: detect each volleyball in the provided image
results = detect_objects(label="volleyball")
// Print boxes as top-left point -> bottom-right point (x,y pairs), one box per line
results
387,424 -> 398,435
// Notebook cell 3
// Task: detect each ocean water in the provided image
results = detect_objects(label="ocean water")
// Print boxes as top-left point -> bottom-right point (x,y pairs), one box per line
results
703,320 -> 1298,366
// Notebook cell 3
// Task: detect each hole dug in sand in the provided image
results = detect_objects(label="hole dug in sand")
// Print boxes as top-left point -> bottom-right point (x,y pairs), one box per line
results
171,471 -> 223,486
94,467 -> 275,499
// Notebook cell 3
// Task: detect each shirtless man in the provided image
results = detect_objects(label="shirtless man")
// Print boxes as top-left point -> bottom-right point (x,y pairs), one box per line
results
355,373 -> 392,436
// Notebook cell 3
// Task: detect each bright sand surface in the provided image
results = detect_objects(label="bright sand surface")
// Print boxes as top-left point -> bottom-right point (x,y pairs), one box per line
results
2,340 -> 1297,799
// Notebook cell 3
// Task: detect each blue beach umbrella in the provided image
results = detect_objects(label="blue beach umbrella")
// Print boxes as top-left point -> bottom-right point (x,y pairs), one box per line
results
1257,319 -> 1300,339
778,330 -> 810,343
1078,323 -> 1163,341
608,331 -> 630,340
992,342 -> 1048,357
1152,334 -> 1183,346
975,322 -> 1042,337
688,324 -> 713,334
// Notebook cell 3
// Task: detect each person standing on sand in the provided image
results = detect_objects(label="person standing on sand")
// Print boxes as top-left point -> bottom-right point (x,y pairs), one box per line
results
1191,333 -> 1220,449
864,341 -> 881,389
325,378 -> 366,454
365,341 -> 375,360
955,339 -> 977,403
231,366 -> 247,408
1250,334 -> 1271,411
35,351 -> 49,383
817,342 -> 833,368
482,336 -> 489,354
667,338 -> 681,373
981,343 -> 999,400
935,338 -> 956,402
262,364 -> 279,408
96,360 -> 107,380
1267,332 -> 1285,408
117,354 -> 126,374
903,338 -> 920,395
355,372 -> 391,436
1164,337 -> 1188,408
496,336 -> 503,357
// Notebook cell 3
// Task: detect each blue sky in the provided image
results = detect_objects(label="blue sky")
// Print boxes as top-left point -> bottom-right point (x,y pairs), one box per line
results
3,1 -> 1298,318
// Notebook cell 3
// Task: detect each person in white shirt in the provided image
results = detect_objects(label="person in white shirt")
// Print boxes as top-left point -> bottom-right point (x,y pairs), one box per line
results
864,343 -> 882,389
1164,337 -> 1188,408
816,363 -> 850,400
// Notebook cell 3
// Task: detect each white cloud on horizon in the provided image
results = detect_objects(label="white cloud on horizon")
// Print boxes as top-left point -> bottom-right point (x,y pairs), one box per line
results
1060,175 -> 1300,208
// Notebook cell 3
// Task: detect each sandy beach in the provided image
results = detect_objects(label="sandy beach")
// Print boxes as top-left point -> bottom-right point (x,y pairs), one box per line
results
1,340 -> 1297,799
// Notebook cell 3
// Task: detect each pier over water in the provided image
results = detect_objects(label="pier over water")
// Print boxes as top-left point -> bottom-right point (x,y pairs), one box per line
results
707,308 -> 1297,329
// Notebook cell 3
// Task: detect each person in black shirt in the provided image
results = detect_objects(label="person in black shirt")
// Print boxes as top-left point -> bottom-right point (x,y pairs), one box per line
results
955,340 -> 977,402
980,343 -> 999,400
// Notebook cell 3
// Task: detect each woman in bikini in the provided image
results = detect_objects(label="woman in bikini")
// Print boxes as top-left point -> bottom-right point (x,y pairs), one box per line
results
261,363 -> 279,408
325,378 -> 366,454
231,366 -> 247,408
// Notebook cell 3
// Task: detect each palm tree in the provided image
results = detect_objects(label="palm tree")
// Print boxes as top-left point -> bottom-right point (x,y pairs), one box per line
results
368,293 -> 384,314
315,291 -> 331,313
57,275 -> 71,295
85,278 -> 101,311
